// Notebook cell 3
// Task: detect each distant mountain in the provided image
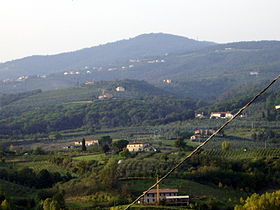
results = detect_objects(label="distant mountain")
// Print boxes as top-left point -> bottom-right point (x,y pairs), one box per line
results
0,33 -> 215,79
1,35 -> 280,100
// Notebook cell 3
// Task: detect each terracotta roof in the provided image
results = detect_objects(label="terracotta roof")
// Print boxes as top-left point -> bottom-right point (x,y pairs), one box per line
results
128,142 -> 147,145
145,189 -> 178,194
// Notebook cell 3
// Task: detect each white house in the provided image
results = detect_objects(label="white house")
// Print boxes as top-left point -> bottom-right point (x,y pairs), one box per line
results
74,139 -> 99,146
275,105 -> 280,110
98,93 -> 113,100
140,189 -> 189,205
190,135 -> 205,142
116,86 -> 125,92
210,112 -> 233,119
126,142 -> 152,152
163,79 -> 172,84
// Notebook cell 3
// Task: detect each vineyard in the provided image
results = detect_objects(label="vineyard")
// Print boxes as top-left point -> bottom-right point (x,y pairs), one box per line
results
203,148 -> 280,160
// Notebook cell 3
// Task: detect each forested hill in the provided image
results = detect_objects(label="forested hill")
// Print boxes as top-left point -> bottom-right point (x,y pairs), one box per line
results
0,33 -> 215,79
0,80 -> 197,136
1,38 -> 280,100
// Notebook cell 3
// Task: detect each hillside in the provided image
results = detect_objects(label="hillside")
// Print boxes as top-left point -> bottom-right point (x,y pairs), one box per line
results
0,80 -> 197,136
1,39 -> 280,100
0,33 -> 215,79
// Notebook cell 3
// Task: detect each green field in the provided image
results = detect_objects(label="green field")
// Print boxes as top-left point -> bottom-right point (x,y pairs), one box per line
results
72,153 -> 106,161
121,178 -> 246,202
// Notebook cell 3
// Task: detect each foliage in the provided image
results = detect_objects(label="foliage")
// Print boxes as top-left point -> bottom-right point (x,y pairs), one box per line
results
112,140 -> 129,153
221,141 -> 230,151
99,158 -> 119,190
174,137 -> 186,151
235,190 -> 280,210
81,138 -> 86,151
0,96 -> 196,136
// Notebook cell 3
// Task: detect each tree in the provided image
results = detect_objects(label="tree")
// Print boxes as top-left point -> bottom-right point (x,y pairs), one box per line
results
221,141 -> 230,151
112,140 -> 129,153
99,158 -> 118,189
0,199 -> 10,210
99,136 -> 112,146
175,137 -> 186,151
37,169 -> 52,188
120,148 -> 130,158
102,144 -> 110,154
81,138 -> 86,151
42,198 -> 61,210
235,190 -> 280,210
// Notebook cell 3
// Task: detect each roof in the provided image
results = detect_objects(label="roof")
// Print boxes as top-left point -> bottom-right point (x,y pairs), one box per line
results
165,195 -> 189,199
145,189 -> 178,194
84,138 -> 98,142
211,112 -> 231,114
127,142 -> 147,145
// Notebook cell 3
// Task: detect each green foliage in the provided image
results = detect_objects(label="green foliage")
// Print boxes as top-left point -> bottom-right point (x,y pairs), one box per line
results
112,140 -> 129,153
221,141 -> 230,151
235,190 -> 280,210
99,158 -> 119,189
81,138 -> 86,151
175,137 -> 186,151
0,199 -> 10,210
0,89 -> 42,107
120,149 -> 131,158
0,96 -> 196,136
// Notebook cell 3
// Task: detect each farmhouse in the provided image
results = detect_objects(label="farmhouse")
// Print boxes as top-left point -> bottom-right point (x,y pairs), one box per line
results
98,93 -> 113,100
84,81 -> 95,85
126,142 -> 153,152
116,86 -> 125,92
74,139 -> 99,146
163,79 -> 172,84
275,105 -> 280,110
194,129 -> 215,135
195,113 -> 206,119
190,135 -> 205,142
141,189 -> 189,205
210,112 -> 233,119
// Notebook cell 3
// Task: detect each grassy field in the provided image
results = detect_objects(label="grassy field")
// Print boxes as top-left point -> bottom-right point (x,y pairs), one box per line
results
72,153 -> 106,161
13,160 -> 69,175
121,178 -> 247,202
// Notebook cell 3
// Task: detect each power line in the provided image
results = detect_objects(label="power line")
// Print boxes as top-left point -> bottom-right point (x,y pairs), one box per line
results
124,74 -> 280,209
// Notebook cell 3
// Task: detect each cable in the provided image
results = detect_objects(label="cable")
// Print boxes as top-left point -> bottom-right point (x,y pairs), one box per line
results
124,74 -> 280,210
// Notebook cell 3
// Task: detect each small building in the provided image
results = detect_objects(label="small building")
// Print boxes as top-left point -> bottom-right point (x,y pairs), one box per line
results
250,71 -> 259,76
163,79 -> 172,84
74,139 -> 99,146
98,93 -> 113,100
210,112 -> 233,119
126,142 -> 152,152
116,86 -> 125,92
142,189 -> 178,204
141,189 -> 189,205
275,105 -> 280,110
84,81 -> 95,85
195,113 -> 206,119
190,135 -> 205,142
194,129 -> 215,136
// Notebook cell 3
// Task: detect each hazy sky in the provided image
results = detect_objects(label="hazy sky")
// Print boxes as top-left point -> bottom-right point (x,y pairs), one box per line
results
1,0 -> 280,62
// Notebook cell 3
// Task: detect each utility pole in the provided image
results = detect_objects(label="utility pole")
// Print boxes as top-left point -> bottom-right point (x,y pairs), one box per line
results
156,176 -> 160,205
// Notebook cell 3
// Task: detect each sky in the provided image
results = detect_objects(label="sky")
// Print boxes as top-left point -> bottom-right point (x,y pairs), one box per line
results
0,0 -> 280,62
